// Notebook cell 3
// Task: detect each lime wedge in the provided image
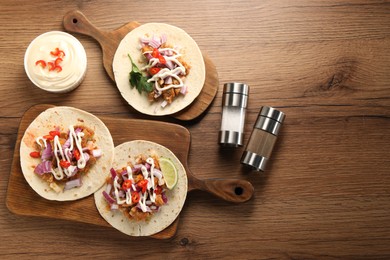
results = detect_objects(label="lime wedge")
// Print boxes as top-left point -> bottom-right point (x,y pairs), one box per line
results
159,157 -> 178,190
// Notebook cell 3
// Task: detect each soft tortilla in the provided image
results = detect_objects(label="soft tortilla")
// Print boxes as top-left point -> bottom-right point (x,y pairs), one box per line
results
20,106 -> 114,201
94,140 -> 188,236
113,23 -> 206,116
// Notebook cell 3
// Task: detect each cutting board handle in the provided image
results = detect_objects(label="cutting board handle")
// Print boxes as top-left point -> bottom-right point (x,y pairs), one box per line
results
62,10 -> 218,120
189,175 -> 254,203
63,10 -> 109,44
63,10 -> 140,81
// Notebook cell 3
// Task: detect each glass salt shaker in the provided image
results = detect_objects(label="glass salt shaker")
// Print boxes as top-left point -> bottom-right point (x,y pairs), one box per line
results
219,82 -> 249,147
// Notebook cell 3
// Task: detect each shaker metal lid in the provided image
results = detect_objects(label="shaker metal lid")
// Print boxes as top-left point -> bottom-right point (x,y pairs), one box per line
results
260,106 -> 285,123
222,83 -> 249,107
223,82 -> 249,96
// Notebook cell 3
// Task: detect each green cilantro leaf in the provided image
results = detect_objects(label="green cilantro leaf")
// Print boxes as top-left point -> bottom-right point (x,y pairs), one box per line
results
128,54 -> 153,93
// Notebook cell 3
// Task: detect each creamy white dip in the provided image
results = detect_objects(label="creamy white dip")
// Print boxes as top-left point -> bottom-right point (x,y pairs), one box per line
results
24,31 -> 87,93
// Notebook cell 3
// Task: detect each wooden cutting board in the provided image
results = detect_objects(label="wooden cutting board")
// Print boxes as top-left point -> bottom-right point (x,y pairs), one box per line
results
62,10 -> 219,121
6,105 -> 254,239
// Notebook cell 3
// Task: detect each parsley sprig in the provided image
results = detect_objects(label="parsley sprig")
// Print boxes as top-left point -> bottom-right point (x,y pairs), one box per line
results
128,54 -> 153,93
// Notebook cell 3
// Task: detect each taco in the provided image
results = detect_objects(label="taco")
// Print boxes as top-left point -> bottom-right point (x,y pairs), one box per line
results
20,106 -> 114,201
94,140 -> 187,236
113,23 -> 205,116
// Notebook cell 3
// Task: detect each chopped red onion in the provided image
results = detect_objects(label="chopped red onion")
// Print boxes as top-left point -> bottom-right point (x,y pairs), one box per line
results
180,85 -> 188,95
149,37 -> 160,48
83,152 -> 90,162
92,149 -> 102,158
133,163 -> 151,172
121,170 -> 128,181
173,68 -> 183,75
105,183 -> 112,194
103,191 -> 116,204
161,100 -> 168,108
162,192 -> 168,203
153,168 -> 163,179
165,60 -> 174,70
150,205 -> 159,211
164,76 -> 172,85
68,165 -> 78,177
34,161 -> 52,175
140,37 -> 150,44
62,138 -> 71,150
133,164 -> 143,173
67,150 -> 73,160
144,53 -> 153,61
110,168 -> 116,179
41,142 -> 53,161
64,178 -> 82,191
118,190 -> 125,198
136,203 -> 152,213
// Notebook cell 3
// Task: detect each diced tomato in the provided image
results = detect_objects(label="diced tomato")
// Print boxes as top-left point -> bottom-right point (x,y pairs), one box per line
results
35,60 -> 46,68
73,149 -> 81,160
152,48 -> 160,58
43,134 -> 54,141
154,186 -> 162,195
49,130 -> 60,137
29,151 -> 40,158
132,192 -> 140,203
137,179 -> 148,193
149,67 -> 161,75
158,55 -> 166,64
122,180 -> 133,190
59,160 -> 71,168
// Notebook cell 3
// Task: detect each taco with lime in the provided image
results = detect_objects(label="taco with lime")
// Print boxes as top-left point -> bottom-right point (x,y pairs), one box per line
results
94,140 -> 187,236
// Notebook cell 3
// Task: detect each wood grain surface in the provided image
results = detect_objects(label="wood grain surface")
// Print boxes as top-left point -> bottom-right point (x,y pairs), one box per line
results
1,0 -> 389,259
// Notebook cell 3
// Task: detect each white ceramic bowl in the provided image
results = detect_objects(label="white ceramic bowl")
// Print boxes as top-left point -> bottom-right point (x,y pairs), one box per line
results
24,31 -> 87,93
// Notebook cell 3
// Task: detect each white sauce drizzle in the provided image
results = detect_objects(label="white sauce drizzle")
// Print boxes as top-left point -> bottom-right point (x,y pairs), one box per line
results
126,166 -> 137,191
112,158 -> 159,212
66,125 -> 86,169
138,193 -> 148,212
113,175 -> 126,205
37,125 -> 88,180
141,46 -> 187,94
35,136 -> 47,148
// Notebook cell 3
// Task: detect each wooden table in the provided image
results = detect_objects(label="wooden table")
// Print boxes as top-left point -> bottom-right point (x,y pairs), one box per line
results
1,0 -> 389,258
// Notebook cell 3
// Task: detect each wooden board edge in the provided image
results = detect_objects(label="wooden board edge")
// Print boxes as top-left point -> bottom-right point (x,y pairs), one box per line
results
5,104 -> 191,240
